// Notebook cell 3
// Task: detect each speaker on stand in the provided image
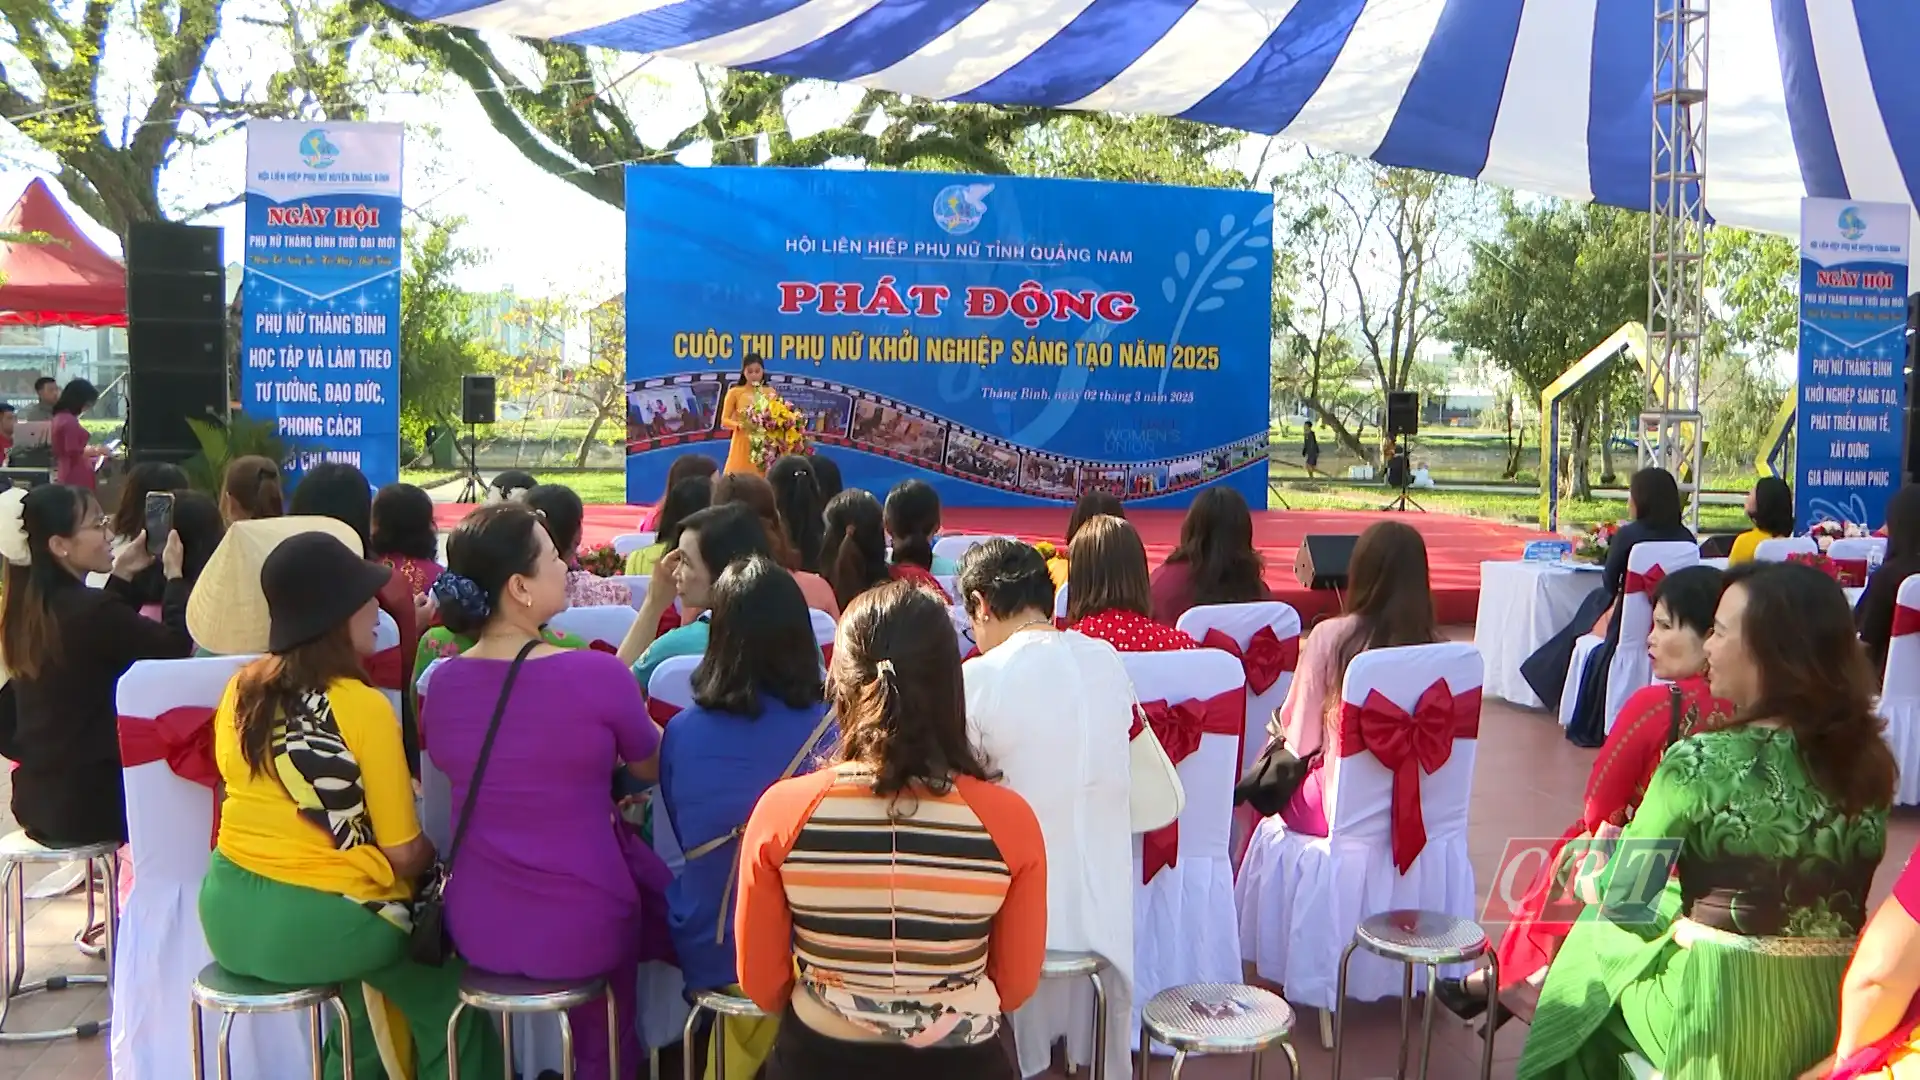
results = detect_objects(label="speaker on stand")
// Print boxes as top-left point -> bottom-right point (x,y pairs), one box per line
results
125,222 -> 227,468
1381,389 -> 1424,513
456,374 -> 496,502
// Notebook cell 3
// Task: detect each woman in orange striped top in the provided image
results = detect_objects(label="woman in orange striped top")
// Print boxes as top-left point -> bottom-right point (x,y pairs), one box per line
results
735,580 -> 1048,1079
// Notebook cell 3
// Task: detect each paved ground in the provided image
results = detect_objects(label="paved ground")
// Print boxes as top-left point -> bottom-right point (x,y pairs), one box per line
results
6,676 -> 1915,1079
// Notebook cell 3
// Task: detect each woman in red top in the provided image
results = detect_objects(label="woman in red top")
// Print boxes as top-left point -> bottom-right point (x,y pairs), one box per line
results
48,379 -> 102,490
1814,845 -> 1920,1078
371,483 -> 444,597
1066,515 -> 1197,652
884,479 -> 951,600
1436,564 -> 1733,1022
1148,486 -> 1269,625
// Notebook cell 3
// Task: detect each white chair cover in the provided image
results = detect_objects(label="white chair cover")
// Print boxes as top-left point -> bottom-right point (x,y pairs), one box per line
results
1053,582 -> 1071,626
1122,649 -> 1245,1047
548,604 -> 639,649
810,609 -> 835,651
1829,537 -> 1888,564
1880,576 -> 1920,806
1754,535 -> 1819,562
931,535 -> 1007,564
1558,634 -> 1604,730
373,610 -> 401,717
1603,541 -> 1698,730
114,656 -> 307,1080
1235,641 -> 1483,1008
1174,602 -> 1304,776
611,532 -> 657,557
949,605 -> 976,656
935,574 -> 958,601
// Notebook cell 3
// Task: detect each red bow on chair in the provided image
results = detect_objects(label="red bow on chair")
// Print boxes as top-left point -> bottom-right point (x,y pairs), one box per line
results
1200,627 -> 1298,695
587,639 -> 619,656
1336,681 -> 1481,874
1622,564 -> 1667,596
362,646 -> 406,691
118,707 -> 221,844
1138,688 -> 1245,884
1894,605 -> 1920,638
1832,558 -> 1869,589
647,697 -> 682,727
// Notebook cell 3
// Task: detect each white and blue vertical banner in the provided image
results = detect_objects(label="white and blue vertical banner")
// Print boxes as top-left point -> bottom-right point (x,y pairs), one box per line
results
1795,197 -> 1910,532
241,121 -> 403,486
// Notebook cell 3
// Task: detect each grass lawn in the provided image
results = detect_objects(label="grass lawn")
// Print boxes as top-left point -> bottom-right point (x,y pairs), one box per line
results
402,468 -> 631,505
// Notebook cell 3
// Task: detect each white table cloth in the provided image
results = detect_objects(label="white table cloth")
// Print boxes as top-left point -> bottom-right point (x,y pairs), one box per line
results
1475,561 -> 1608,709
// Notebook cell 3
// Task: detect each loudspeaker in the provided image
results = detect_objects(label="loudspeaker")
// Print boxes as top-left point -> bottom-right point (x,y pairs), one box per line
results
1295,534 -> 1357,590
126,222 -> 227,461
461,374 -> 496,425
1386,390 -> 1419,438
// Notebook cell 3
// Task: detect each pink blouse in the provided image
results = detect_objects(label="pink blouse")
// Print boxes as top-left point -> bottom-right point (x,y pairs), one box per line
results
51,413 -> 93,489
1274,614 -> 1361,758
565,570 -> 632,609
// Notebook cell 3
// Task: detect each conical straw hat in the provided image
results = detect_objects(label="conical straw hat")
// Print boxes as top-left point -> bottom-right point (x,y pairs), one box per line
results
187,516 -> 365,655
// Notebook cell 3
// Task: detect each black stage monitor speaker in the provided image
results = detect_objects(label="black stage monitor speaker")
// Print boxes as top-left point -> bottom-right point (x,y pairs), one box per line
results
461,374 -> 497,425
125,222 -> 227,462
1295,534 -> 1357,590
1386,390 -> 1419,438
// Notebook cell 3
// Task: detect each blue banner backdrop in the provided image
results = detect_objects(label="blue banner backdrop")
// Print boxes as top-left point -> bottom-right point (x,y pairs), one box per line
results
623,168 -> 1274,507
241,121 -> 403,486
1794,197 -> 1910,531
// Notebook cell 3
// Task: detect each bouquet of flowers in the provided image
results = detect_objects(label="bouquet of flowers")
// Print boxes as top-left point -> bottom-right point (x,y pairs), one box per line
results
580,542 -> 625,578
1788,551 -> 1842,582
1809,519 -> 1867,553
1572,522 -> 1619,565
743,390 -> 811,472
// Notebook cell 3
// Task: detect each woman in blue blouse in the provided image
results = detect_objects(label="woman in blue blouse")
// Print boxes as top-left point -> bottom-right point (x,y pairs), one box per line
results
616,503 -> 773,690
658,554 -> 833,1080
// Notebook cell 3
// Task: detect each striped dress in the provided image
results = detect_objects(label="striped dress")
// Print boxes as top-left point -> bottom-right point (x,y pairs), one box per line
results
735,763 -> 1047,1050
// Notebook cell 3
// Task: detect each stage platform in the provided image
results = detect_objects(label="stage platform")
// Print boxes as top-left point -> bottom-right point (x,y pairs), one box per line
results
433,503 -> 1549,625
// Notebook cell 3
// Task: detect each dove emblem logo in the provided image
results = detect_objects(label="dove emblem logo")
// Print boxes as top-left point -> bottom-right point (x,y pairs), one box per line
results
933,183 -> 992,236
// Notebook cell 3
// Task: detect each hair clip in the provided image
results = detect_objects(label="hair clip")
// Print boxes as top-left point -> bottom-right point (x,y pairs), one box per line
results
875,658 -> 896,679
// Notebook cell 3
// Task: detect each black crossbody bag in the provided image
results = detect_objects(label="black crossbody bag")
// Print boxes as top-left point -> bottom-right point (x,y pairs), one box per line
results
409,640 -> 537,966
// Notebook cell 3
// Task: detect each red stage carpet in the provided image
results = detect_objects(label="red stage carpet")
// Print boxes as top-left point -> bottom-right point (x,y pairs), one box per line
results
435,502 -> 1548,624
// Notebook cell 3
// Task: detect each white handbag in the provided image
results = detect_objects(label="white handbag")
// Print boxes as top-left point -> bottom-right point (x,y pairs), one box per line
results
1127,697 -> 1186,833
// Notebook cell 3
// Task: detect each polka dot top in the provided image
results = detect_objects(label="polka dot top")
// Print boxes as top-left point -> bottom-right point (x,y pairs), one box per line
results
1072,609 -> 1200,653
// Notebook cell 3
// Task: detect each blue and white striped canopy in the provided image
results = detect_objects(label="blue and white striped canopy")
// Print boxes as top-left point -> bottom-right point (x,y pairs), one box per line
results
391,0 -> 1920,238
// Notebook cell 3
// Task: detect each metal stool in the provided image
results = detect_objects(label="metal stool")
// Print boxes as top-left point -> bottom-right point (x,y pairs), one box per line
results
0,832 -> 118,1042
682,989 -> 764,1080
1041,950 -> 1110,1080
1138,982 -> 1297,1079
1331,910 -> 1497,1080
448,970 -> 615,1080
188,962 -> 353,1080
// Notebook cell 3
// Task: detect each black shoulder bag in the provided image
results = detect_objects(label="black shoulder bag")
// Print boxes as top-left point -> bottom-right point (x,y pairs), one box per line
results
1234,734 -> 1321,819
409,639 -> 537,966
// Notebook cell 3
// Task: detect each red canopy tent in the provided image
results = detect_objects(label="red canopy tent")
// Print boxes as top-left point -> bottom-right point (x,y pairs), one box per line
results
0,178 -> 126,327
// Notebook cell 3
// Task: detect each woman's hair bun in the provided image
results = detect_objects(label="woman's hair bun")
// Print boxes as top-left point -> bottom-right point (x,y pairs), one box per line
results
430,571 -> 492,634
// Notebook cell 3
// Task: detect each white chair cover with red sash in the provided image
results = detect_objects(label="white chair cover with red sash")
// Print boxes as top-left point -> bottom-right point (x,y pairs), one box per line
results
606,575 -> 651,611
366,609 -> 403,717
1235,641 -> 1483,1009
548,604 -> 640,652
114,656 -> 307,1080
810,608 -> 836,665
1121,648 -> 1246,1044
931,534 -> 1008,564
1828,537 -> 1886,589
645,654 -> 698,730
1175,602 -> 1303,868
1755,535 -> 1819,562
611,531 -> 656,557
1878,575 -> 1920,806
1604,541 -> 1697,730
1053,581 -> 1070,628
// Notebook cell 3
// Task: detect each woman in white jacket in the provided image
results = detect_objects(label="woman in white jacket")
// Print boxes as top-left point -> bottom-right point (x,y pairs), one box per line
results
956,538 -> 1180,1078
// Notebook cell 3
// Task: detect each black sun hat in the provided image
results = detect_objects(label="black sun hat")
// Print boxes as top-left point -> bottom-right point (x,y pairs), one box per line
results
260,530 -> 393,654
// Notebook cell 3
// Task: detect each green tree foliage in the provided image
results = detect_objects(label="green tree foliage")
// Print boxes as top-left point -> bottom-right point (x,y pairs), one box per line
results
1,0 -> 388,234
492,290 -> 627,468
375,25 -> 1067,209
1447,197 -> 1647,498
998,115 -> 1249,189
1269,153 -> 1482,461
398,217 -> 498,455
1702,226 -> 1798,475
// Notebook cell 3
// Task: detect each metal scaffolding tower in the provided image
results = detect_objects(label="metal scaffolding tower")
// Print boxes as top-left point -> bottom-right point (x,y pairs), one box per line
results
1646,0 -> 1710,527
